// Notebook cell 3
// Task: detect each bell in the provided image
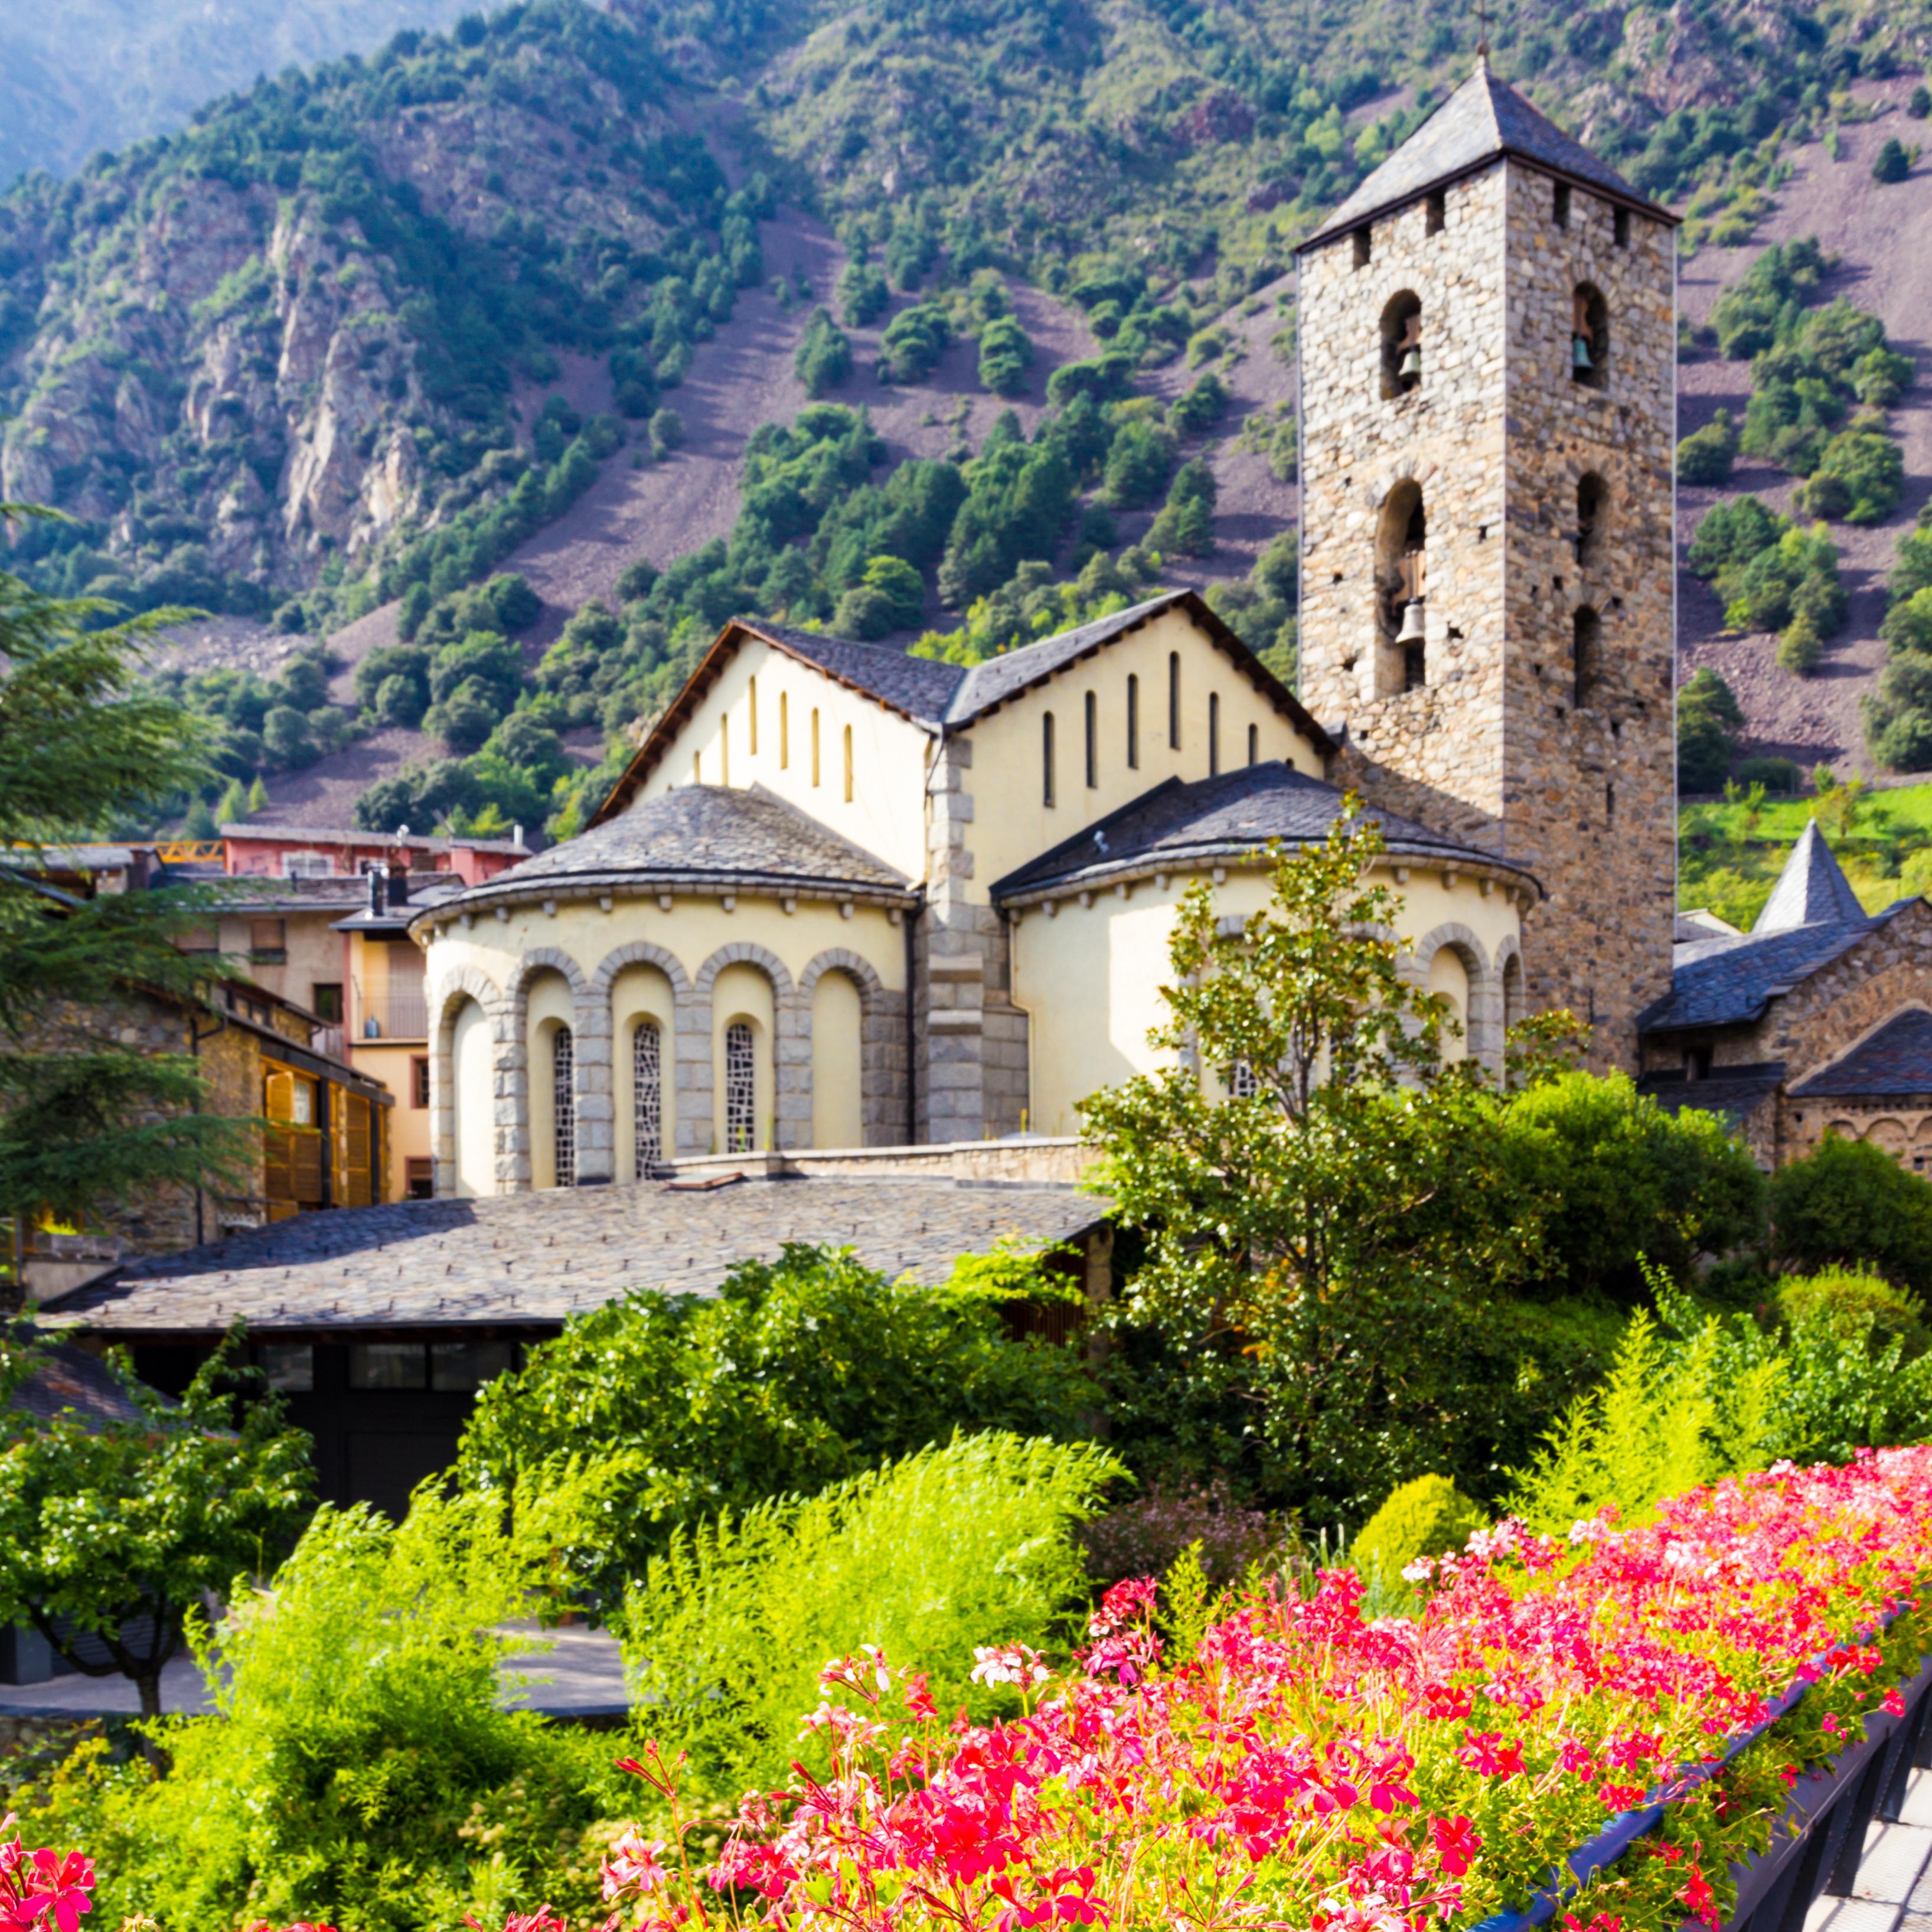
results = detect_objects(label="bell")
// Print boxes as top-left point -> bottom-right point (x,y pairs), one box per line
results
1399,347 -> 1422,379
1572,333 -> 1594,371
1395,599 -> 1427,644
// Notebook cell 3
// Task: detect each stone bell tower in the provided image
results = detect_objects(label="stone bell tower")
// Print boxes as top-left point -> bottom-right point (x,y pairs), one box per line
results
1294,63 -> 1680,1069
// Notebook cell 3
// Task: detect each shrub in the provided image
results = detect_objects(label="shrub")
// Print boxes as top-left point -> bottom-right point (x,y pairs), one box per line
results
1796,427 -> 1904,524
1776,1267 -> 1928,1353
1678,666 -> 1745,791
836,259 -> 889,327
876,302 -> 951,383
457,1242 -> 1097,1604
794,306 -> 853,396
1347,1473 -> 1487,1587
1168,371 -> 1231,434
1913,84 -> 1932,119
1677,409 -> 1739,486
1080,1477 -> 1273,1587
1875,136 -> 1911,183
1734,754 -> 1800,792
1101,419 -> 1176,509
621,1432 -> 1122,1796
977,316 -> 1034,396
1045,354 -> 1134,407
1777,610 -> 1823,674
1770,1133 -> 1932,1291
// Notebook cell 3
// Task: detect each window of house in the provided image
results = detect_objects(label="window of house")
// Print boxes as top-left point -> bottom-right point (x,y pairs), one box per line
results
282,852 -> 334,878
1168,652 -> 1181,749
1126,673 -> 1140,768
1042,711 -> 1056,807
1208,693 -> 1220,775
552,1026 -> 575,1186
257,1343 -> 314,1392
350,1342 -> 426,1389
720,713 -> 730,786
724,1021 -> 756,1153
1084,691 -> 1097,788
1576,473 -> 1607,567
410,1055 -> 430,1108
312,983 -> 343,1024
634,1020 -> 663,1175
430,1339 -> 515,1392
843,723 -> 854,802
811,709 -> 821,786
249,918 -> 286,963
748,675 -> 759,754
779,691 -> 789,768
1614,206 -> 1631,248
1247,722 -> 1259,766
1227,1059 -> 1258,1099
1380,291 -> 1422,398
1554,181 -> 1571,229
1352,226 -> 1371,267
404,1157 -> 434,1199
1426,189 -> 1446,235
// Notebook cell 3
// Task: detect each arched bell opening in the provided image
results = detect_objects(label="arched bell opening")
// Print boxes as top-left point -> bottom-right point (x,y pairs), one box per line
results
1379,291 -> 1423,400
1571,283 -> 1609,390
1375,480 -> 1428,696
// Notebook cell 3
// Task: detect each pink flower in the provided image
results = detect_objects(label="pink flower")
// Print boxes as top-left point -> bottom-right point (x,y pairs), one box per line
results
19,1851 -> 92,1932
1430,1814 -> 1482,1877
971,1644 -> 1050,1688
601,1831 -> 671,1901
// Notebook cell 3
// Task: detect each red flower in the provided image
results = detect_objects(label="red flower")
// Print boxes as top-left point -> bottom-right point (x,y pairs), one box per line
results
1430,1814 -> 1482,1877
19,1851 -> 92,1932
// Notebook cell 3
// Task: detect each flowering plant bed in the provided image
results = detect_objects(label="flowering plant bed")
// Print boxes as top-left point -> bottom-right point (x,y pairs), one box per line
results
594,1448 -> 1932,1932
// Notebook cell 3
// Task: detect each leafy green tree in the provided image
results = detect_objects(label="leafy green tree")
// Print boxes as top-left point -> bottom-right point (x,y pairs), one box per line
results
1770,1134 -> 1932,1291
0,1327 -> 314,1717
1101,419 -> 1176,510
1796,427 -> 1904,524
458,1242 -> 1096,1602
977,316 -> 1034,396
876,302 -> 951,383
0,546 -> 253,1239
1874,137 -> 1911,184
1148,457 -> 1217,557
794,306 -> 854,397
832,555 -> 925,638
1678,667 -> 1744,791
1676,409 -> 1738,487
1079,803 -> 1568,1517
837,259 -> 889,327
1911,84 -> 1932,119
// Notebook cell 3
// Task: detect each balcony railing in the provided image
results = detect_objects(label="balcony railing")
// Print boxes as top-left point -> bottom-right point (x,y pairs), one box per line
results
351,984 -> 429,1042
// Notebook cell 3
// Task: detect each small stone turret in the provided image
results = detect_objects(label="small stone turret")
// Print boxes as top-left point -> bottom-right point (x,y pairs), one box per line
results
1295,62 -> 1680,1067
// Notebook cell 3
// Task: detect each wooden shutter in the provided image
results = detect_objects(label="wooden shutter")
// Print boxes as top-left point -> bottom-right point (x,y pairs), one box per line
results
291,1131 -> 324,1206
342,1095 -> 372,1208
264,1070 -> 295,1122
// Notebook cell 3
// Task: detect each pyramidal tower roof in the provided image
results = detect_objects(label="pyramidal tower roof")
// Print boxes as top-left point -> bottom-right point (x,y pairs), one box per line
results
1298,61 -> 1677,252
1752,819 -> 1869,934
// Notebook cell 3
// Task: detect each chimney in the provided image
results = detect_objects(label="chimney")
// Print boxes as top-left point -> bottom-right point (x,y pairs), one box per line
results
368,868 -> 387,916
387,859 -> 410,908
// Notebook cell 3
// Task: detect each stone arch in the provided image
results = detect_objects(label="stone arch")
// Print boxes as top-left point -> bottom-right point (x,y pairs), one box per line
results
593,939 -> 697,1169
1375,478 -> 1427,696
696,941 -> 804,1150
1493,933 -> 1527,1060
507,947 -> 599,1189
1575,471 -> 1609,569
1572,281 -> 1609,389
1379,289 -> 1422,399
1409,922 -> 1502,1072
800,948 -> 893,1148
429,965 -> 506,1196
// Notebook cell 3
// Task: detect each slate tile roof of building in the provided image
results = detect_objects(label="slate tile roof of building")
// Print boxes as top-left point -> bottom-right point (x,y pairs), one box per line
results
1753,821 -> 1869,933
1300,63 -> 1675,251
436,785 -> 914,908
745,622 -> 968,729
1640,825 -> 1901,1033
7,1335 -> 162,1429
39,1176 -> 1110,1337
1790,1008 -> 1932,1098
991,761 -> 1537,900
1638,1065 -> 1787,1130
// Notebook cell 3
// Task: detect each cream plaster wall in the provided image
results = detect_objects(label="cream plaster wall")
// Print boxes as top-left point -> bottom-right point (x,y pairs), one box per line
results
713,961 -> 776,1152
450,997 -> 492,1197
634,637 -> 932,880
527,971 -> 575,1189
612,964 -> 676,1182
423,893 -> 906,1001
812,968 -> 865,1147
1010,863 -> 1523,1135
957,607 -> 1328,896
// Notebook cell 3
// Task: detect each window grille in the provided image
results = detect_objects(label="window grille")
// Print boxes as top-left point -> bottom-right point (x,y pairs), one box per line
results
553,1026 -> 575,1186
1228,1059 -> 1258,1099
725,1022 -> 756,1152
633,1022 -> 663,1175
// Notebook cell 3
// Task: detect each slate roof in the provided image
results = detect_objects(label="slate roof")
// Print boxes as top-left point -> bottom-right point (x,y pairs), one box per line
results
1790,1009 -> 1932,1098
992,761 -> 1534,899
1753,820 -> 1868,933
591,592 -> 1330,824
1640,823 -> 1897,1033
424,785 -> 913,913
1300,62 -> 1675,252
7,1335 -> 163,1429
1675,909 -> 1741,942
41,1176 -> 1112,1337
221,824 -> 531,856
1637,1066 -> 1785,1131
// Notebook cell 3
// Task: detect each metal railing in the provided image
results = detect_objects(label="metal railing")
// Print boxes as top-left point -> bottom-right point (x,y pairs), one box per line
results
351,983 -> 429,1042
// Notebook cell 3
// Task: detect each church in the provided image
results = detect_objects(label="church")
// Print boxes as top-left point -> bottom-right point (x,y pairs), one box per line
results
397,64 -> 1928,1194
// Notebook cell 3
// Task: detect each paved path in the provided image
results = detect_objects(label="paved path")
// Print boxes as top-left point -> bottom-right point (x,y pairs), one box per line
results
1808,1766 -> 1932,1932
0,1620 -> 627,1722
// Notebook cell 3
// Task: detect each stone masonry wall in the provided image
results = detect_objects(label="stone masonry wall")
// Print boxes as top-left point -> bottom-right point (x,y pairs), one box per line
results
1298,158 -> 1676,1072
1300,165 -> 1510,848
1498,162 -> 1677,1063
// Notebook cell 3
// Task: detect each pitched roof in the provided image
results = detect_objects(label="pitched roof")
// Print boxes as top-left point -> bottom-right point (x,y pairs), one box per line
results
419,784 -> 913,916
1636,1066 -> 1784,1133
1638,910 -> 1906,1033
591,592 -> 1331,824
1299,61 -> 1675,252
991,760 -> 1536,900
1676,909 -> 1741,942
1790,1008 -> 1932,1099
1752,820 -> 1868,933
43,1175 -> 1111,1336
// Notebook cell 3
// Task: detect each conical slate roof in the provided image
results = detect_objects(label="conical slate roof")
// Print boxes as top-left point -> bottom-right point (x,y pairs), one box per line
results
1298,62 -> 1675,252
1752,819 -> 1868,934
